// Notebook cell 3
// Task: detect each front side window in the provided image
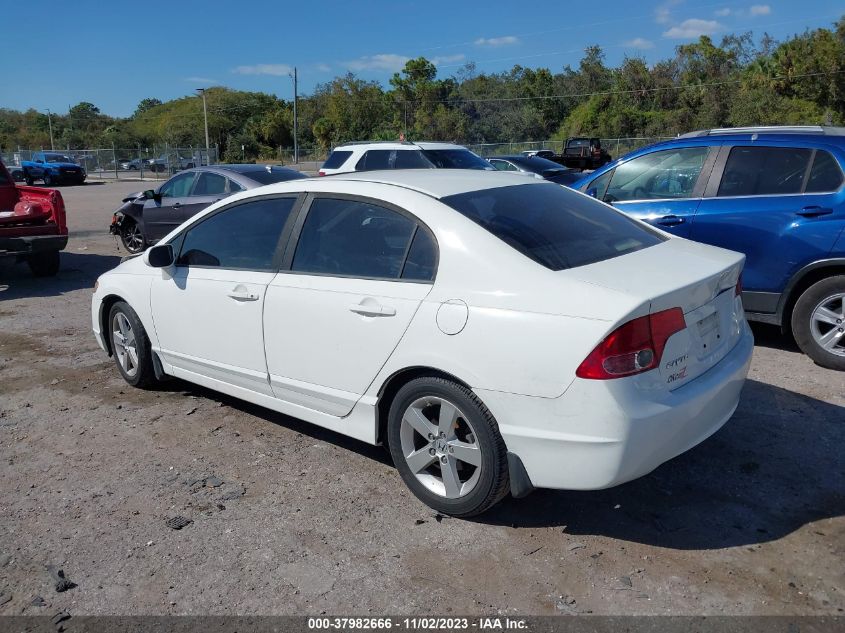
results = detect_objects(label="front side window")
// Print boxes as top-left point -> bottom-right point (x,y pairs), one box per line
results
587,169 -> 613,199
441,183 -> 665,271
805,150 -> 844,193
604,147 -> 708,202
192,171 -> 227,196
291,198 -> 418,279
176,197 -> 296,269
718,146 -> 812,197
160,172 -> 195,198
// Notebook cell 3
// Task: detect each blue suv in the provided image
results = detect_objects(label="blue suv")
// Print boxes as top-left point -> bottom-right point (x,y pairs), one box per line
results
574,126 -> 845,370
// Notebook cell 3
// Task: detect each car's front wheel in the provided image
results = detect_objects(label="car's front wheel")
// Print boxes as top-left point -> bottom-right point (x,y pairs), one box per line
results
792,275 -> 845,370
387,377 -> 509,517
120,221 -> 146,254
108,301 -> 157,388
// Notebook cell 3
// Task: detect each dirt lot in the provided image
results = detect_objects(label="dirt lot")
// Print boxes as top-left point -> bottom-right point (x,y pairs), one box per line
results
0,181 -> 843,616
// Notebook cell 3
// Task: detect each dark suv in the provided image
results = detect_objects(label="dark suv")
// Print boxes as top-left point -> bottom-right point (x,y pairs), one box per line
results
574,126 -> 845,370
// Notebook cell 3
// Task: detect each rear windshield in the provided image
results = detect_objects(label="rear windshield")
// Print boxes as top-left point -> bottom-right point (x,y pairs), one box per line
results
245,168 -> 308,185
441,183 -> 665,271
422,149 -> 494,170
322,150 -> 353,170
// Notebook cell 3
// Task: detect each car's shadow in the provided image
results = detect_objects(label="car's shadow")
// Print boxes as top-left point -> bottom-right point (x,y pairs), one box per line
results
156,376 -> 843,549
749,321 -> 801,353
0,252 -> 122,299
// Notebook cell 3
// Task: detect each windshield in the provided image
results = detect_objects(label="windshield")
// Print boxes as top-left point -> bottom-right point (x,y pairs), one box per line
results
422,149 -> 494,170
45,154 -> 75,163
441,183 -> 665,271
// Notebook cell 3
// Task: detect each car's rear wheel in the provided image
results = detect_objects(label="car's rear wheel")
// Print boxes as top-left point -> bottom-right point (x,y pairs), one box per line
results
27,251 -> 60,277
387,377 -> 509,517
792,275 -> 845,370
108,301 -> 157,388
120,221 -> 146,253
43,173 -> 53,186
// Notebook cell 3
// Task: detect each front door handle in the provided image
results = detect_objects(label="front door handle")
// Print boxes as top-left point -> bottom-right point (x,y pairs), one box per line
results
655,215 -> 684,226
172,202 -> 182,209
349,302 -> 396,317
796,206 -> 833,218
228,289 -> 259,301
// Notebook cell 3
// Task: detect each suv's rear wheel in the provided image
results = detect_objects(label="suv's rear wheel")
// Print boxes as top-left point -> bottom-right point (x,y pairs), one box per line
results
27,251 -> 60,277
387,377 -> 509,517
120,221 -> 146,254
108,301 -> 157,388
792,275 -> 845,370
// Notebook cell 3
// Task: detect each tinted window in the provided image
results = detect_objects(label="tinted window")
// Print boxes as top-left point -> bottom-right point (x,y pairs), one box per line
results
718,146 -> 812,197
402,228 -> 437,281
292,198 -> 416,279
421,149 -> 493,170
490,159 -> 518,172
322,150 -> 353,170
160,172 -> 195,198
805,150 -> 844,193
441,183 -> 665,271
355,149 -> 432,171
511,156 -> 567,173
176,197 -> 295,269
605,147 -> 708,202
245,168 -> 307,185
587,169 -> 613,199
228,178 -> 244,192
192,171 -> 227,196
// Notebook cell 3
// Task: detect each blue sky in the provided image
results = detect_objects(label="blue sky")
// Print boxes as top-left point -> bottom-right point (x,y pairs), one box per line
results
2,0 -> 842,117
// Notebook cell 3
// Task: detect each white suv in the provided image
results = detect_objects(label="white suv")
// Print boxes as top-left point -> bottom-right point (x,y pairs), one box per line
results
318,141 -> 494,176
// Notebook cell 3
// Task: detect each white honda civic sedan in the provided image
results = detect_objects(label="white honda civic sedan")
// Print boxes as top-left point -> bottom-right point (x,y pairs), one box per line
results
92,170 -> 753,516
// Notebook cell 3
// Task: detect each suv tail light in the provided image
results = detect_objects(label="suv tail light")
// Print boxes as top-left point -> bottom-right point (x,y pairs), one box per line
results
317,170 -> 326,177
576,308 -> 686,380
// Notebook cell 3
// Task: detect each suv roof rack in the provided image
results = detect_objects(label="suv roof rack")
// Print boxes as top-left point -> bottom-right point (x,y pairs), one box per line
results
679,126 -> 845,138
334,140 -> 418,147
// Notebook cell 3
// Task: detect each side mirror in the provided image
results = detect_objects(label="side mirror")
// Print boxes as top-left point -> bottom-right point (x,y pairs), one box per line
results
144,244 -> 174,268
143,189 -> 159,201
586,187 -> 598,198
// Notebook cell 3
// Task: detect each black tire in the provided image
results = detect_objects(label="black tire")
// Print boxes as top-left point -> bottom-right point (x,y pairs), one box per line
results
120,220 -> 146,254
43,173 -> 54,186
107,301 -> 157,388
387,377 -> 509,517
791,275 -> 845,371
27,251 -> 60,277
24,171 -> 34,186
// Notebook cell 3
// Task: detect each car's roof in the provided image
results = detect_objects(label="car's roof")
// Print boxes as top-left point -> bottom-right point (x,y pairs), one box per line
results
317,169 -> 542,198
332,141 -> 470,151
414,142 -> 471,150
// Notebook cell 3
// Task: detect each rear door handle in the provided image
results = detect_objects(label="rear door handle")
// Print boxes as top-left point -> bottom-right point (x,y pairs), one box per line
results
655,215 -> 685,226
228,289 -> 259,301
796,206 -> 833,217
349,303 -> 396,317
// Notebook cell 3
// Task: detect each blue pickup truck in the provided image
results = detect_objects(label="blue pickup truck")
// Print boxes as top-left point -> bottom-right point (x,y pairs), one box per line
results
23,152 -> 86,186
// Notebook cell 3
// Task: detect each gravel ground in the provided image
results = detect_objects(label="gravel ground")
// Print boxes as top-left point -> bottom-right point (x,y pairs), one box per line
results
0,181 -> 843,616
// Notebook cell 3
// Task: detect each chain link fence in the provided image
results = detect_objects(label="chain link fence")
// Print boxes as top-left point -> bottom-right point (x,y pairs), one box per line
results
466,137 -> 674,160
1,146 -> 218,182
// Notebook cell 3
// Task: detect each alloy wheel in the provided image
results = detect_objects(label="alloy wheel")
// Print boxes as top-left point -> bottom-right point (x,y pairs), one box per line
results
112,312 -> 139,377
122,224 -> 144,253
810,292 -> 845,357
399,396 -> 482,499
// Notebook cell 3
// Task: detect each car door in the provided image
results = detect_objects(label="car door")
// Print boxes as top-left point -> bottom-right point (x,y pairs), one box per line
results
149,195 -> 301,395
691,144 -> 845,310
143,171 -> 197,242
263,195 -> 437,416
183,171 -> 231,221
593,145 -> 716,238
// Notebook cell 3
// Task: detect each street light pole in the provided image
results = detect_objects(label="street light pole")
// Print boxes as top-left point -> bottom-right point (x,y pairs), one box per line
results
196,88 -> 210,152
47,109 -> 54,150
289,67 -> 298,164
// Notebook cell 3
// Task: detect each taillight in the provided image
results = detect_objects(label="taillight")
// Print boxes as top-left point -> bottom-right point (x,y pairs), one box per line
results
735,274 -> 742,297
317,170 -> 326,177
576,308 -> 686,380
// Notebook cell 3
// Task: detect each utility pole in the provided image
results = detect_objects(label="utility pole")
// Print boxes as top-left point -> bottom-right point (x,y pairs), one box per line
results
196,88 -> 210,152
46,109 -> 54,150
291,67 -> 299,164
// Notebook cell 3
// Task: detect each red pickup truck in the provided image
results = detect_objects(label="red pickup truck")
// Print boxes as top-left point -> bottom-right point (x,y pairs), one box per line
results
0,158 -> 68,276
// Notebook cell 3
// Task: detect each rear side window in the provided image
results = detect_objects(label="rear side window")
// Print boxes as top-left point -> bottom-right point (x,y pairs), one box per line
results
401,228 -> 437,281
805,150 -> 844,193
355,150 -> 432,171
322,150 -> 352,170
291,198 -> 419,279
441,183 -> 665,271
176,197 -> 295,269
192,171 -> 227,196
718,146 -> 812,197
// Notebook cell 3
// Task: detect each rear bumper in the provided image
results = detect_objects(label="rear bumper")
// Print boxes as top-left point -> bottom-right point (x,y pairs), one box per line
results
477,325 -> 754,491
0,234 -> 68,257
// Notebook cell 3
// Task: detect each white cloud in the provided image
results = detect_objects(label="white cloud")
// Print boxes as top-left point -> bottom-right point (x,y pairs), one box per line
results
474,35 -> 520,47
714,8 -> 731,16
750,4 -> 771,16
344,54 -> 410,72
232,64 -> 293,76
663,18 -> 722,38
314,63 -> 332,73
624,37 -> 655,49
185,76 -> 217,84
432,54 -> 466,65
656,0 -> 683,24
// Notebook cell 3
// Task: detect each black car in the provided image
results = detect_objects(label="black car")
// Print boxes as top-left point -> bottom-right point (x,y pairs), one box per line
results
110,164 -> 308,253
486,155 -> 583,186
